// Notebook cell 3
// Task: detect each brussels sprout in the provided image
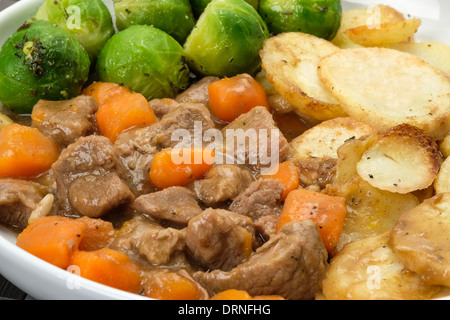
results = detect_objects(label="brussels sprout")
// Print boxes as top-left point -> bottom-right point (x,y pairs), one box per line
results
97,25 -> 190,100
184,0 -> 269,78
114,0 -> 195,44
35,0 -> 115,61
259,0 -> 342,40
191,0 -> 259,18
0,19 -> 90,114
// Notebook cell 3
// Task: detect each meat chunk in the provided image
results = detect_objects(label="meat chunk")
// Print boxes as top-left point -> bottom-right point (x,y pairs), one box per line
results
193,165 -> 254,206
31,95 -> 98,149
221,106 -> 289,173
0,179 -> 50,229
114,103 -> 216,196
51,135 -> 134,217
193,220 -> 328,300
229,179 -> 284,221
185,208 -> 256,272
176,76 -> 219,106
110,216 -> 186,266
149,98 -> 180,119
134,187 -> 203,228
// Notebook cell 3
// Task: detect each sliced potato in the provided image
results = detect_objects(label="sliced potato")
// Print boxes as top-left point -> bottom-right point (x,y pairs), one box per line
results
389,192 -> 450,287
356,124 -> 442,194
332,4 -> 406,49
440,134 -> 450,158
434,157 -> 450,194
318,47 -> 450,141
260,32 -> 346,121
388,41 -> 450,76
345,18 -> 421,47
324,175 -> 419,253
289,117 -> 377,162
322,232 -> 440,300
334,134 -> 377,186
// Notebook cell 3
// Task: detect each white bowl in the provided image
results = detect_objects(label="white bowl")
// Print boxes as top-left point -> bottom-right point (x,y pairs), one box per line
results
0,0 -> 449,300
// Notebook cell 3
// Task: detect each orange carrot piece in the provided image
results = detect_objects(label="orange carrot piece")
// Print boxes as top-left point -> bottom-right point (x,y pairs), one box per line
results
96,91 -> 158,143
0,124 -> 59,178
149,147 -> 215,189
211,289 -> 253,300
277,189 -> 347,254
77,216 -> 115,251
16,216 -> 87,269
82,81 -> 131,106
144,272 -> 204,300
208,73 -> 270,122
70,248 -> 142,293
261,161 -> 299,201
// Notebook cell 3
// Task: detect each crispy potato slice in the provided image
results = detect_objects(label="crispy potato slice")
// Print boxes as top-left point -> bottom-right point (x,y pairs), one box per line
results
260,32 -> 346,121
440,134 -> 450,158
345,18 -> 421,47
356,124 -> 442,194
289,117 -> 377,162
325,175 -> 419,253
434,157 -> 450,194
318,47 -> 450,141
388,41 -> 450,76
389,192 -> 450,287
322,232 -> 440,300
332,4 -> 406,49
288,117 -> 377,189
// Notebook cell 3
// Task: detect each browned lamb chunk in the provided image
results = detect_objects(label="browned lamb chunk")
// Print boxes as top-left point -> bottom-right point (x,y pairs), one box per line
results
185,208 -> 257,272
134,186 -> 203,228
193,165 -> 254,206
0,179 -> 50,229
193,220 -> 328,300
52,135 -> 134,217
31,95 -> 98,149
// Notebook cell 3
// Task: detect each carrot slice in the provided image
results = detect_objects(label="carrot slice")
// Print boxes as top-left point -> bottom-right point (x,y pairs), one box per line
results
77,216 -> 115,251
211,289 -> 253,300
144,272 -> 204,300
261,161 -> 299,201
208,73 -> 270,122
82,81 -> 131,106
70,248 -> 142,293
149,147 -> 215,189
277,189 -> 347,254
0,124 -> 59,178
16,216 -> 86,269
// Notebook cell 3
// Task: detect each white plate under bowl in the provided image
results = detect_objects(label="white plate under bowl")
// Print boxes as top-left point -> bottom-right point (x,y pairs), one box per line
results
0,0 -> 449,300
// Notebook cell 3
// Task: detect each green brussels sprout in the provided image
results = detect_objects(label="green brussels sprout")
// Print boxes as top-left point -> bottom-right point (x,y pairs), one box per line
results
35,0 -> 115,61
184,0 -> 269,78
0,19 -> 90,114
97,25 -> 190,100
191,0 -> 259,18
114,0 -> 196,44
259,0 -> 342,40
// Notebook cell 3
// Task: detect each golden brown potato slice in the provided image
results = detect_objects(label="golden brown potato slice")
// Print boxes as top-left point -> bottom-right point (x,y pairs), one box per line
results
345,18 -> 421,47
332,4 -> 406,49
440,134 -> 450,158
318,47 -> 450,141
289,117 -> 377,163
260,32 -> 346,121
388,41 -> 450,76
325,175 -> 419,253
389,192 -> 450,287
434,157 -> 450,194
356,124 -> 442,194
322,232 -> 440,300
